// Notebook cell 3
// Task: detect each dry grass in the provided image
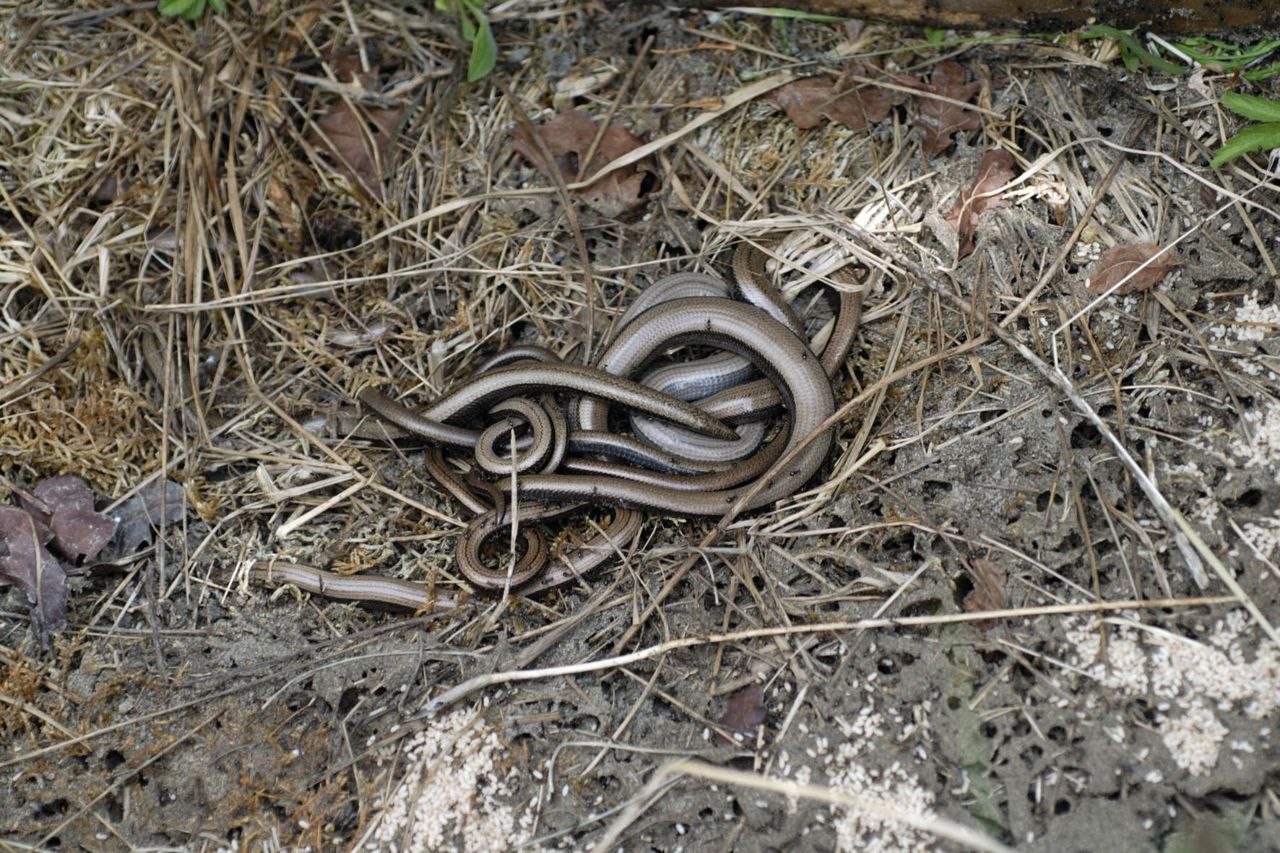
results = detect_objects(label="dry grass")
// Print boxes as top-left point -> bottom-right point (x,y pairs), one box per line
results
2,2 -> 1279,850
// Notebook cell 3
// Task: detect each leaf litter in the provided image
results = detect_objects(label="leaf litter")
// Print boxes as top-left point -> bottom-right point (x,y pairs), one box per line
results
943,148 -> 1017,259
768,58 -> 982,155
1087,242 -> 1181,294
308,46 -> 406,200
512,110 -> 659,217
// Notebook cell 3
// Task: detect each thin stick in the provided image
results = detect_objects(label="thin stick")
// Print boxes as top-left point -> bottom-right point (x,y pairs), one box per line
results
426,595 -> 1236,713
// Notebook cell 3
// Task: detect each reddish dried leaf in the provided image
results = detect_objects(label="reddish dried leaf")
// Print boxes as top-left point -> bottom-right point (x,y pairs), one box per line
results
1087,243 -> 1179,294
769,76 -> 902,131
943,149 -> 1017,259
312,103 -> 404,200
719,683 -> 766,744
20,475 -> 116,563
915,60 -> 981,156
512,111 -> 657,218
962,558 -> 1007,626
0,506 -> 67,638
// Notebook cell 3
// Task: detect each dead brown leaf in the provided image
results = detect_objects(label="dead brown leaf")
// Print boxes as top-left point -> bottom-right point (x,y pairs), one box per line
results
768,74 -> 904,131
915,60 -> 982,156
1087,243 -> 1179,294
943,148 -> 1016,259
21,475 -> 117,564
962,558 -> 1007,627
0,506 -> 67,640
311,102 -> 404,201
512,111 -> 657,218
718,682 -> 766,745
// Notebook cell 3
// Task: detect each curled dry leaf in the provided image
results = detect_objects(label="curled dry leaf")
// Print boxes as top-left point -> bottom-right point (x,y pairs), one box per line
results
916,60 -> 982,156
20,475 -> 117,564
0,506 -> 68,639
1087,243 -> 1179,294
512,110 -> 658,218
943,148 -> 1017,260
718,682 -> 767,745
768,73 -> 906,131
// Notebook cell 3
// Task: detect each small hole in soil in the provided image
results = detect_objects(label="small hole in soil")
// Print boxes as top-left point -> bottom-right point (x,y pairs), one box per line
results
1054,799 -> 1072,814
899,598 -> 940,619
104,749 -> 125,772
1070,422 -> 1100,448
1035,490 -> 1058,511
923,479 -> 952,499
1048,725 -> 1067,743
948,696 -> 961,710
980,722 -> 999,738
1227,488 -> 1262,509
630,26 -> 659,52
37,798 -> 69,818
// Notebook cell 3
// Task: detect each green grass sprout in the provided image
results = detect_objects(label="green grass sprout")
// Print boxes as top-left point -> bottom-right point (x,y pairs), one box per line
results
1169,36 -> 1280,81
1212,92 -> 1280,168
435,0 -> 497,82
1080,25 -> 1185,74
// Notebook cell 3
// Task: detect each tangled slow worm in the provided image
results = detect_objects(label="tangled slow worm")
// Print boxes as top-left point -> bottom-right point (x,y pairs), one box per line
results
261,241 -> 864,607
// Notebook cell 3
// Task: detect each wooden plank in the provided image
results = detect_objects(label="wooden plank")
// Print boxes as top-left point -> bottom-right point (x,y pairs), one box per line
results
699,0 -> 1276,34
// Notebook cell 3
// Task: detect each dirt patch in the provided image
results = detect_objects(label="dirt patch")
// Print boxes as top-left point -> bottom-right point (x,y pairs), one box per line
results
1,3 -> 1278,850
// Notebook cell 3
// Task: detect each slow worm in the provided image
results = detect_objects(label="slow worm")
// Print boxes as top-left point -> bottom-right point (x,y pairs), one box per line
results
261,239 -> 864,607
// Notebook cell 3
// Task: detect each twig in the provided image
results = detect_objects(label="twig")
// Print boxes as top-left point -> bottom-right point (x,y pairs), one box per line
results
425,595 -> 1236,713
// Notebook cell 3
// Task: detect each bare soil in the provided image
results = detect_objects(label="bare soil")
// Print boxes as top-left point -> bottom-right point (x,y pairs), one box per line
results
1,3 -> 1278,851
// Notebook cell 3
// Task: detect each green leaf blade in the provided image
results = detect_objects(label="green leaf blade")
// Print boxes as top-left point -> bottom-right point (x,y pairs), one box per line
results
157,0 -> 196,17
1211,122 -> 1280,168
1081,24 -> 1185,74
1220,92 -> 1280,123
466,8 -> 496,82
